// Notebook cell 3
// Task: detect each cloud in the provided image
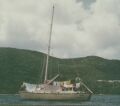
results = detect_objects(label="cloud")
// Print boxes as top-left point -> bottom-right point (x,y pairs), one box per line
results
0,0 -> 120,59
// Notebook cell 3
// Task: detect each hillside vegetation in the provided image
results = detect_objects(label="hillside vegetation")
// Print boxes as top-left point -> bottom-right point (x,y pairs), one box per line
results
0,47 -> 120,94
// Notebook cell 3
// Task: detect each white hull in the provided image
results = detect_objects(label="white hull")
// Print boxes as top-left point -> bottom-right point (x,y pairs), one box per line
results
19,91 -> 91,101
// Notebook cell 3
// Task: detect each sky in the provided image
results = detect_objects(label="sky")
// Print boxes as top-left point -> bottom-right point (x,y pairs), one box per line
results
0,0 -> 120,59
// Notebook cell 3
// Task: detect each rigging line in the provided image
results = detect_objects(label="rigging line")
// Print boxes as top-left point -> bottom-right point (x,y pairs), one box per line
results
36,55 -> 45,89
71,58 -> 93,93
36,56 -> 42,85
57,60 -> 60,75
40,55 -> 46,83
71,58 -> 79,74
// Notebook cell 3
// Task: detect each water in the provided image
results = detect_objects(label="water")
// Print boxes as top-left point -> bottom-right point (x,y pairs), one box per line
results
0,94 -> 120,106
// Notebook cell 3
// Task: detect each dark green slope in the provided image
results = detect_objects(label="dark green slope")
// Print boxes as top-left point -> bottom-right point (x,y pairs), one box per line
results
0,47 -> 120,94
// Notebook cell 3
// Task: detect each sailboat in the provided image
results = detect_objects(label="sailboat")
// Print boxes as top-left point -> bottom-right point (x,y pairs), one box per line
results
19,5 -> 93,101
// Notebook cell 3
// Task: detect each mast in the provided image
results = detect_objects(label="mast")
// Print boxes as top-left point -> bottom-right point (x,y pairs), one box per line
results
44,5 -> 55,83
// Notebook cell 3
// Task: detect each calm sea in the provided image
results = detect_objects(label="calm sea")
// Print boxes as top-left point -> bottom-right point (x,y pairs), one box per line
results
0,94 -> 120,106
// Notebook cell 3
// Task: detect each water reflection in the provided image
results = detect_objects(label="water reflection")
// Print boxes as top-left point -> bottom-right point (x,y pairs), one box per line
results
0,94 -> 120,106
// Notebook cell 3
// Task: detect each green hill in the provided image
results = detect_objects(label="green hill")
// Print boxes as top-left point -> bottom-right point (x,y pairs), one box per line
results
0,47 -> 120,94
